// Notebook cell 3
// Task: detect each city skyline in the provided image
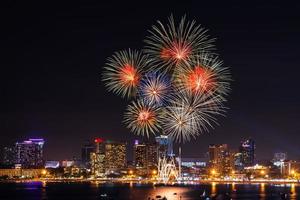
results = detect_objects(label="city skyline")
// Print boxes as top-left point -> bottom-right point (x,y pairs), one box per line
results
0,136 -> 292,163
2,1 -> 300,161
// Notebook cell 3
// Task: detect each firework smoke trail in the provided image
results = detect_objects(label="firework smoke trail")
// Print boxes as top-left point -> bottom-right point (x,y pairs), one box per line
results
123,100 -> 162,137
138,72 -> 172,106
144,15 -> 215,72
175,53 -> 231,97
102,49 -> 149,98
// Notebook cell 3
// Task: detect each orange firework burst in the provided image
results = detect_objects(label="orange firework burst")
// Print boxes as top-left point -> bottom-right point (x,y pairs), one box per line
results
175,53 -> 231,96
160,41 -> 191,62
124,100 -> 162,137
144,15 -> 214,72
102,49 -> 149,98
119,64 -> 140,86
185,66 -> 215,93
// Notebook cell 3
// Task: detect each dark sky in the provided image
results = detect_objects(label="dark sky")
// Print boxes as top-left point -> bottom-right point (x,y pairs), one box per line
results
1,0 -> 300,161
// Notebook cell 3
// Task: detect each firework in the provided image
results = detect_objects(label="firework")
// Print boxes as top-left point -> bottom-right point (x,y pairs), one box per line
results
138,72 -> 172,106
175,53 -> 231,97
123,100 -> 162,137
162,90 -> 224,142
102,49 -> 149,98
102,15 -> 231,143
144,15 -> 215,72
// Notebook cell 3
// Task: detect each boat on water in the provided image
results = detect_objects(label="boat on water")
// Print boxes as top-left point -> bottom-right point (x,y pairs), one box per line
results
99,193 -> 113,199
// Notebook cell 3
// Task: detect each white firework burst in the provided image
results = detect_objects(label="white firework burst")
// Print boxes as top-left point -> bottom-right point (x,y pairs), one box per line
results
162,90 -> 224,142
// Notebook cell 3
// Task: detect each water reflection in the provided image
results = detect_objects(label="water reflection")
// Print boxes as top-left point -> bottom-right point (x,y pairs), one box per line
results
291,183 -> 296,199
231,183 -> 236,191
3,182 -> 300,200
145,187 -> 188,200
260,183 -> 266,200
211,182 -> 217,196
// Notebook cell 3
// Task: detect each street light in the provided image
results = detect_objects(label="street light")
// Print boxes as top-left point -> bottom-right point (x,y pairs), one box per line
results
291,169 -> 296,175
41,169 -> 47,176
211,169 -> 217,175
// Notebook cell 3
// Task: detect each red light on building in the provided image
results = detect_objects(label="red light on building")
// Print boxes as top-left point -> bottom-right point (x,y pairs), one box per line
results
94,138 -> 104,143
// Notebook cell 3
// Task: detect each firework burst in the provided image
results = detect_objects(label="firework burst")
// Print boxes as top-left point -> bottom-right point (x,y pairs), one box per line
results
162,90 -> 225,142
102,15 -> 231,143
124,100 -> 162,137
138,72 -> 172,106
144,15 -> 215,72
175,53 -> 231,97
102,49 -> 149,98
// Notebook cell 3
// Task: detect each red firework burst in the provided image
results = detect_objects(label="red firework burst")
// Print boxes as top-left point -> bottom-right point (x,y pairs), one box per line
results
119,64 -> 140,87
160,41 -> 191,62
184,66 -> 215,93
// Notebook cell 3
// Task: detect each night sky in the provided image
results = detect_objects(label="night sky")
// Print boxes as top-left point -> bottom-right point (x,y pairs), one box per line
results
1,1 -> 300,161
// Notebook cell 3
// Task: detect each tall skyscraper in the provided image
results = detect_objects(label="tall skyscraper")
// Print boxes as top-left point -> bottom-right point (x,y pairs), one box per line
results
90,138 -> 105,177
209,144 -> 233,174
146,142 -> 158,168
105,141 -> 126,173
133,140 -> 158,170
155,135 -> 173,158
133,140 -> 147,168
15,138 -> 45,168
81,141 -> 95,168
233,152 -> 244,171
239,138 -> 255,167
1,146 -> 16,166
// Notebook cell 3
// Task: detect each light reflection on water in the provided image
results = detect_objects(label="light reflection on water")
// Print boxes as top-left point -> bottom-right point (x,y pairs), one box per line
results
1,181 -> 300,200
144,186 -> 189,200
260,183 -> 266,200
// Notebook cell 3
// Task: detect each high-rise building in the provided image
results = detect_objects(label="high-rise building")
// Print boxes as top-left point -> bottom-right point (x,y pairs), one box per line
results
81,142 -> 94,167
15,138 -> 45,168
133,140 -> 147,168
90,138 -> 105,177
155,135 -> 173,158
133,140 -> 158,170
146,142 -> 158,168
233,152 -> 244,171
1,146 -> 16,166
105,141 -> 126,173
209,144 -> 233,174
239,138 -> 255,167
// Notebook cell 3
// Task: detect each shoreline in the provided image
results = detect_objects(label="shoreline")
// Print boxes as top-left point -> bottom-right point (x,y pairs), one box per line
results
1,178 -> 299,185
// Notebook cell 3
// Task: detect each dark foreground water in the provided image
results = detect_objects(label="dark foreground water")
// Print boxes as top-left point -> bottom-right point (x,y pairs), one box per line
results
0,182 -> 299,200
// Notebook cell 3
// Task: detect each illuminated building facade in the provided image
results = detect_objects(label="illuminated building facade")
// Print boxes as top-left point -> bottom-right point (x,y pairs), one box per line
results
15,138 -> 45,168
90,138 -> 105,177
239,138 -> 255,167
133,140 -> 147,168
146,142 -> 158,168
233,152 -> 244,171
209,144 -> 233,175
1,146 -> 16,167
45,161 -> 60,169
105,141 -> 126,173
133,140 -> 158,170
